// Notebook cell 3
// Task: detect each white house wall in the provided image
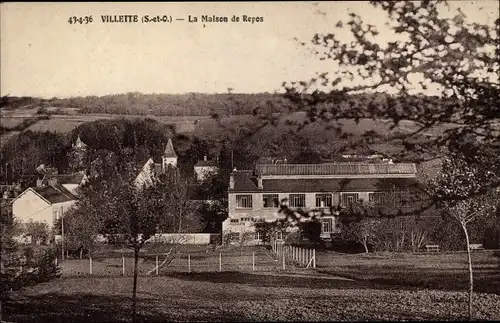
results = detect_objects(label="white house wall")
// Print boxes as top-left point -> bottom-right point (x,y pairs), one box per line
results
12,190 -> 51,227
225,191 -> 376,243
194,166 -> 217,181
12,191 -> 77,231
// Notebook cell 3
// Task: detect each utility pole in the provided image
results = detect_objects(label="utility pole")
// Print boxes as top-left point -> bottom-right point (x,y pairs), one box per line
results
231,150 -> 234,170
61,207 -> 65,261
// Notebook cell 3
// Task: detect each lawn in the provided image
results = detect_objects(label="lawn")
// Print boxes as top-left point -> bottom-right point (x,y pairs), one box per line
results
59,245 -> 281,277
316,250 -> 500,295
4,272 -> 500,322
4,250 -> 500,322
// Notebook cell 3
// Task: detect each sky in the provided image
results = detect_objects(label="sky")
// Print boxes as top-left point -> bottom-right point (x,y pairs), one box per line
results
1,1 -> 498,98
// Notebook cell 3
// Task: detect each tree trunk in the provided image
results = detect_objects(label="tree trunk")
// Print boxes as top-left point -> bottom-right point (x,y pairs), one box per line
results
132,246 -> 140,323
460,221 -> 474,321
362,237 -> 369,253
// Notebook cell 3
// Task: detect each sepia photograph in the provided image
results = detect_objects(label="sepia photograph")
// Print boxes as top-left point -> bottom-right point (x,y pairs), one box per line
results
1,1 -> 499,322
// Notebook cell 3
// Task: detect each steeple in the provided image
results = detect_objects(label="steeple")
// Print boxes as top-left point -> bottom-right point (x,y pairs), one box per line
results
162,138 -> 177,169
73,135 -> 87,150
163,138 -> 177,158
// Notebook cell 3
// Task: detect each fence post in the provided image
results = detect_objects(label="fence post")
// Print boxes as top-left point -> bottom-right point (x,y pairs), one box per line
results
252,251 -> 255,271
55,257 -> 58,266
219,252 -> 222,272
188,254 -> 191,273
302,248 -> 305,266
156,253 -> 159,276
89,256 -> 93,275
122,255 -> 125,276
282,251 -> 286,270
313,249 -> 316,269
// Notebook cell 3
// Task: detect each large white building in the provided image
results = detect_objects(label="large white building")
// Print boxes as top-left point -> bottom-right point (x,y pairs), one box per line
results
223,160 -> 419,245
11,185 -> 78,231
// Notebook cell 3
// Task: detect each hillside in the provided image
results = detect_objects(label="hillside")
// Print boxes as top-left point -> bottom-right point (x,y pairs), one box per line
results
0,93 -> 452,161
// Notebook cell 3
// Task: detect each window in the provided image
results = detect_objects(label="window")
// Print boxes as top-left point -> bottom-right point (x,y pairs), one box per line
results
263,194 -> 280,208
254,231 -> 262,241
316,194 -> 332,207
276,231 -> 284,241
228,232 -> 240,242
236,195 -> 253,209
322,218 -> 333,234
53,209 -> 59,220
369,192 -> 386,204
241,217 -> 252,222
341,193 -> 359,206
289,194 -> 306,208
230,219 -> 240,224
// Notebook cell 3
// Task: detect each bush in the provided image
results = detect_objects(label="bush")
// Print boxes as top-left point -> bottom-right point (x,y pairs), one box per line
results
483,224 -> 500,249
1,247 -> 60,294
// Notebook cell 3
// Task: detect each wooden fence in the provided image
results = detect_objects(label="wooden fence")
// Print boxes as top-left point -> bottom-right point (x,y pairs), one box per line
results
271,239 -> 316,269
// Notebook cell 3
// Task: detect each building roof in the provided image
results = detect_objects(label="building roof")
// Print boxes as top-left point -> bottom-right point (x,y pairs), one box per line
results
256,163 -> 416,176
33,185 -> 78,204
261,178 -> 420,193
230,171 -> 258,191
44,173 -> 85,185
163,138 -> 177,158
229,169 -> 422,193
11,185 -> 78,205
195,160 -> 218,167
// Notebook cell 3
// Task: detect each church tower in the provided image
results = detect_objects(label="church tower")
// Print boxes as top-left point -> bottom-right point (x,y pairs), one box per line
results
73,135 -> 88,151
162,138 -> 177,169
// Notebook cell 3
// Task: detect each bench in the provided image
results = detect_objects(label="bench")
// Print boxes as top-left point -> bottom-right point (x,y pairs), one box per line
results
469,244 -> 485,251
425,244 -> 440,252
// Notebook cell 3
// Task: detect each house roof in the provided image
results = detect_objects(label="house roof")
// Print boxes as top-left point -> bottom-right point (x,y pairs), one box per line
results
255,163 -> 417,176
44,173 -> 85,185
163,138 -> 177,158
229,171 -> 421,193
230,171 -> 258,191
11,185 -> 78,205
195,160 -> 218,167
33,185 -> 78,204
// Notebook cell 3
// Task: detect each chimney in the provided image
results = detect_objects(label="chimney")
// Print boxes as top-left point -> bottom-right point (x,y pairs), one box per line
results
229,172 -> 235,189
204,155 -> 207,161
36,179 -> 44,187
257,175 -> 263,190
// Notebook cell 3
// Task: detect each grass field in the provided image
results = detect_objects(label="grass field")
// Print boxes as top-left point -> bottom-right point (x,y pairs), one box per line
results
4,250 -> 500,322
0,107 -> 449,150
316,250 -> 500,295
59,246 -> 281,277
